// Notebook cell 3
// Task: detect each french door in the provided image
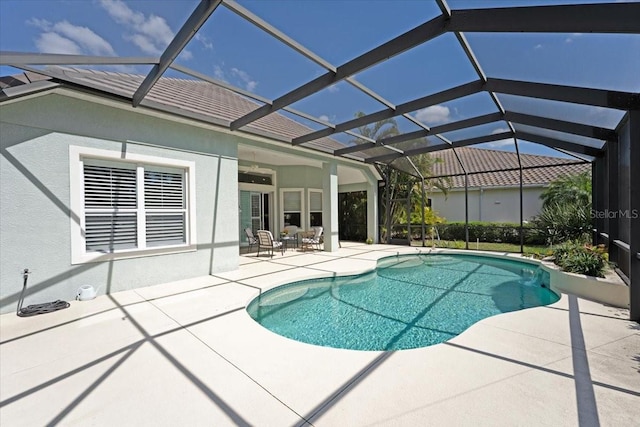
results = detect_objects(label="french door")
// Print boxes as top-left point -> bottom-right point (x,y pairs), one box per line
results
240,191 -> 271,244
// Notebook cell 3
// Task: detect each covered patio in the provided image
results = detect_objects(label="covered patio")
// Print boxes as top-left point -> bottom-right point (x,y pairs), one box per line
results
1,1 -> 639,425
2,0 -> 637,318
1,243 -> 638,426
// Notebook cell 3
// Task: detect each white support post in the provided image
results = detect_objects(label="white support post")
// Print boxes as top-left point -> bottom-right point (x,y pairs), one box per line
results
322,162 -> 339,251
366,172 -> 379,243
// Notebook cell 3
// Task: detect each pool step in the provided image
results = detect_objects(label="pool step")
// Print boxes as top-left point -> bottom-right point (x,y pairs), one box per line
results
420,255 -> 460,266
379,255 -> 461,270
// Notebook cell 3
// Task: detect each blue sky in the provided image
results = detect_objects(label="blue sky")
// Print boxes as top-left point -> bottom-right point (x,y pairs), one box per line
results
1,0 -> 638,160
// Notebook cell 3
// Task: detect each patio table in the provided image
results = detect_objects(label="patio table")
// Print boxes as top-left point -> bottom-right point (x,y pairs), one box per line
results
279,235 -> 298,251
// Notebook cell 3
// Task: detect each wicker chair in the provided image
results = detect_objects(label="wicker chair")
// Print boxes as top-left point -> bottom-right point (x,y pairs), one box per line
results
301,226 -> 323,252
244,227 -> 258,252
256,230 -> 283,258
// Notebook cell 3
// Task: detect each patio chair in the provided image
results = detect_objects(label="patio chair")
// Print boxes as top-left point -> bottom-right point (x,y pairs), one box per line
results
256,230 -> 283,258
301,226 -> 323,252
282,225 -> 298,236
244,227 -> 258,252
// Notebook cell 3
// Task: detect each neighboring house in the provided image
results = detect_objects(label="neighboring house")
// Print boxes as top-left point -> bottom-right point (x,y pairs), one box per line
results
0,68 -> 379,314
427,147 -> 590,223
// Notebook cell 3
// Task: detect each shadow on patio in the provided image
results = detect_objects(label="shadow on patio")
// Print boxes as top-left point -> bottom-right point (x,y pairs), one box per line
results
1,245 -> 638,426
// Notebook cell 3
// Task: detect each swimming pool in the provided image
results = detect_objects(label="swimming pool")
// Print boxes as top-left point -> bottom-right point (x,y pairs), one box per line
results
247,254 -> 559,351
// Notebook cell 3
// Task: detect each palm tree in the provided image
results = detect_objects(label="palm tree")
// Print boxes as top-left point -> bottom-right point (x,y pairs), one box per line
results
540,171 -> 592,208
535,171 -> 593,244
353,111 -> 399,141
348,112 -> 450,241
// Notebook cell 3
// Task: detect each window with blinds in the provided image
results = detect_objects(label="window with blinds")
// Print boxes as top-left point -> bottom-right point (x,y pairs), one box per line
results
83,162 -> 186,253
309,190 -> 323,227
250,193 -> 262,232
144,170 -> 186,247
282,190 -> 302,227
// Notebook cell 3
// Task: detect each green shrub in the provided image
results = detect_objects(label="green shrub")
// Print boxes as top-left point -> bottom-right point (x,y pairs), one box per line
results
553,242 -> 607,278
552,243 -> 573,266
532,202 -> 591,245
435,222 -> 546,245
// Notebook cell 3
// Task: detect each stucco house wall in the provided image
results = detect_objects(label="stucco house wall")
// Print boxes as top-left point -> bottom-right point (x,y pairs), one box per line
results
430,186 -> 546,223
0,90 -> 240,314
277,165 -> 323,230
277,165 -> 323,188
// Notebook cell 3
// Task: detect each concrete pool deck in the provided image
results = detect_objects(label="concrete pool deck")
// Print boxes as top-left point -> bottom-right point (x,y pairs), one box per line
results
1,243 -> 638,426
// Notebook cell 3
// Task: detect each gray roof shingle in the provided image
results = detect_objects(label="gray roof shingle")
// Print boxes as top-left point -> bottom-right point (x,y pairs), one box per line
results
1,68 -> 589,187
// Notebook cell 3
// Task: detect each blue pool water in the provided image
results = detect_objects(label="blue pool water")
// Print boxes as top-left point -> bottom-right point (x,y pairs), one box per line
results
247,254 -> 559,351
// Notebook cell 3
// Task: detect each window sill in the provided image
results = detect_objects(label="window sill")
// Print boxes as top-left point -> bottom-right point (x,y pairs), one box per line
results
72,244 -> 197,265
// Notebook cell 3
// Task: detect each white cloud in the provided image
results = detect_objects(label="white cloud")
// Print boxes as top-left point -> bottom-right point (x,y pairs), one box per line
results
195,33 -> 213,50
327,84 -> 339,93
415,105 -> 451,125
211,64 -> 258,91
318,114 -> 336,123
53,21 -> 116,55
565,33 -> 582,44
138,15 -> 174,47
213,65 -> 226,81
28,18 -> 115,56
179,50 -> 193,61
99,0 -> 192,59
231,68 -> 250,81
486,128 -> 514,147
99,0 -> 143,26
27,18 -> 52,30
35,32 -> 82,55
246,81 -> 257,91
485,139 -> 514,148
534,44 -> 543,50
231,67 -> 258,92
127,33 -> 160,55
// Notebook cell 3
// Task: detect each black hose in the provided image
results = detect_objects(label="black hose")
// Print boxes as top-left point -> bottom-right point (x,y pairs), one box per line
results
17,269 -> 70,317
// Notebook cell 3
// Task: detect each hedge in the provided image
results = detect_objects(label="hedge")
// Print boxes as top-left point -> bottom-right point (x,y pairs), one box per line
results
432,222 -> 547,245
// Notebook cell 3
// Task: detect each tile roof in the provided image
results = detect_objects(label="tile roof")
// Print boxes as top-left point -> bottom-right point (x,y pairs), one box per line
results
2,67 -> 344,155
425,147 -> 590,188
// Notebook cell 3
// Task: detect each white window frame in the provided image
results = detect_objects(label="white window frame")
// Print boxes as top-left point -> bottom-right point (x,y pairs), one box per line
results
279,188 -> 304,230
70,146 -> 197,264
307,189 -> 323,228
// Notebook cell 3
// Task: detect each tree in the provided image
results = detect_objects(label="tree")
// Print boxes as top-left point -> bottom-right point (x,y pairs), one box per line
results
353,111 -> 399,141
338,191 -> 367,241
540,171 -> 591,208
349,112 -> 450,241
534,201 -> 591,244
534,171 -> 593,245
